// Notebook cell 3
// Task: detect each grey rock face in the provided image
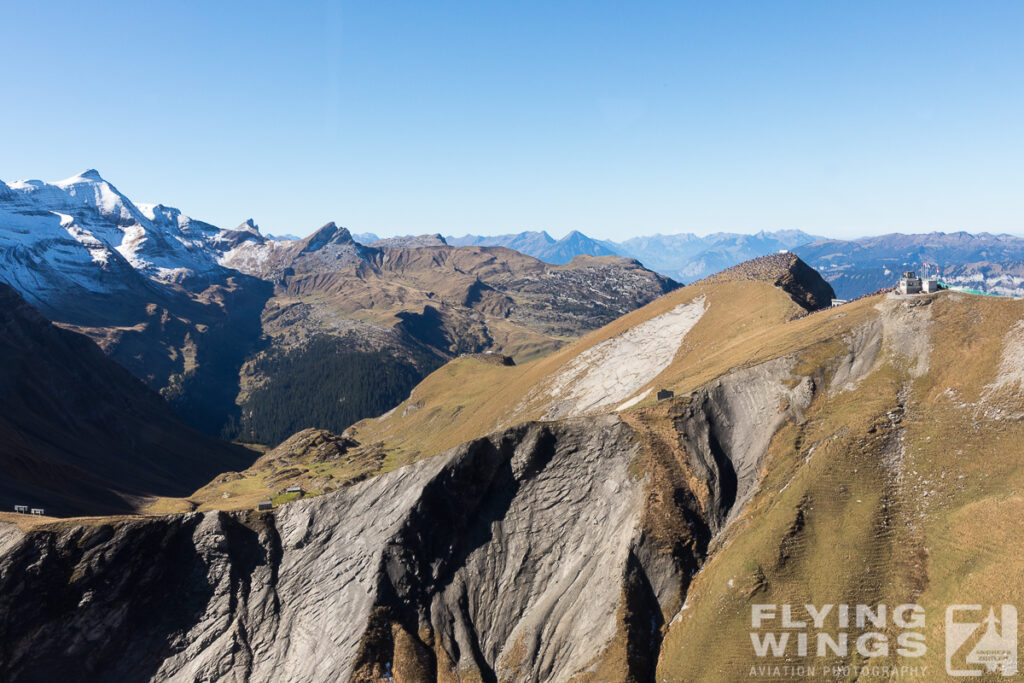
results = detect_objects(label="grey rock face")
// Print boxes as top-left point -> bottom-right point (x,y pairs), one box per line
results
370,234 -> 448,249
0,338 -> 836,681
0,416 -> 658,682
675,357 -> 816,532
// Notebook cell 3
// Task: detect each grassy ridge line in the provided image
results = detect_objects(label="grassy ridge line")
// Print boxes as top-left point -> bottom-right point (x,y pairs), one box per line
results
350,279 -> 874,461
656,292 -> 1024,679
179,279 -> 873,512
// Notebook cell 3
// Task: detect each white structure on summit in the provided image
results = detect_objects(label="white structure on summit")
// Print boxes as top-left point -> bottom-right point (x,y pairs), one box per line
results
898,271 -> 939,295
899,271 -> 922,294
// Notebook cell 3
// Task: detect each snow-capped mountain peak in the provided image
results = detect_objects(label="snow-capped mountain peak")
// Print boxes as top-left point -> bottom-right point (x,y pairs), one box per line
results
0,171 -> 235,308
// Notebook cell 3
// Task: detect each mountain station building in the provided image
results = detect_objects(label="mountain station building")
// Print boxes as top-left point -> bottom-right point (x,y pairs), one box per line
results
898,271 -> 939,295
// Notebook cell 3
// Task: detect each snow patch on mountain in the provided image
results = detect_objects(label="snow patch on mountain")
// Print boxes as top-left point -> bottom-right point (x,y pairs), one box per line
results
541,296 -> 707,419
219,239 -> 289,274
0,170 -> 243,305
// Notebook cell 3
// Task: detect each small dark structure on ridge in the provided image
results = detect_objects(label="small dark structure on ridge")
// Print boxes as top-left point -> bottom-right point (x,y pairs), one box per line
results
286,485 -> 304,495
257,501 -> 273,511
657,389 -> 674,401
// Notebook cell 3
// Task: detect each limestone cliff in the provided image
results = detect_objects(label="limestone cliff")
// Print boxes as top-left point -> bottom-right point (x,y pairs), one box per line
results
0,417 -> 678,681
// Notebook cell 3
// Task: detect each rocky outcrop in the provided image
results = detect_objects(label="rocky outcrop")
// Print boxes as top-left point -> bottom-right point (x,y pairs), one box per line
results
695,253 -> 835,312
773,255 -> 837,311
673,357 -> 816,531
0,416 -> 685,682
370,233 -> 448,249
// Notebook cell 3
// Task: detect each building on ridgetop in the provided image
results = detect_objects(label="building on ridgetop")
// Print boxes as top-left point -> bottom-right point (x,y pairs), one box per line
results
898,271 -> 940,295
899,271 -> 922,295
657,389 -> 674,401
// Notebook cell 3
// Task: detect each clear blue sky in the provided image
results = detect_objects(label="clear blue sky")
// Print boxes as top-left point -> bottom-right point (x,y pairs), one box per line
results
2,1 -> 1023,240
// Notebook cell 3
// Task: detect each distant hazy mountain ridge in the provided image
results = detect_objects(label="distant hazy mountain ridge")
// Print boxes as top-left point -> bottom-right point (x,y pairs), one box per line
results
445,230 -> 620,264
445,229 -> 823,281
446,228 -> 1024,298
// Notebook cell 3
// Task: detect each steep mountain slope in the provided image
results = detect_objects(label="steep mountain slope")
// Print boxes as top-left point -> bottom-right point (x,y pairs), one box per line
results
0,417 -> 653,682
5,256 -> 1018,680
156,253 -> 833,510
0,171 -> 272,435
0,170 -> 223,305
0,284 -> 254,517
794,231 -> 1024,298
340,253 -> 835,465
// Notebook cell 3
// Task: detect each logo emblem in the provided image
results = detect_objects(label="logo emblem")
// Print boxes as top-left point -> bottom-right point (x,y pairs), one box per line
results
946,605 -> 1018,677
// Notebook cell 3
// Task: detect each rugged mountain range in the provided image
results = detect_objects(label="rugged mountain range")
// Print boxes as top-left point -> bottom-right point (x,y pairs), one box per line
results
0,283 -> 253,517
5,253 -> 1022,680
0,171 -> 676,443
0,170 -> 224,301
0,171 -> 271,434
616,229 -> 823,282
370,233 -> 449,249
220,222 -> 677,443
